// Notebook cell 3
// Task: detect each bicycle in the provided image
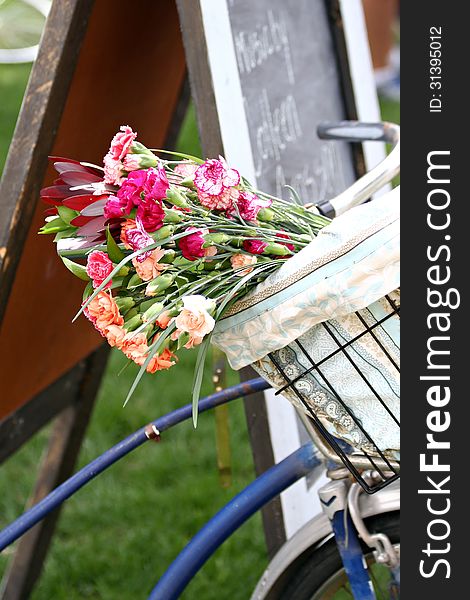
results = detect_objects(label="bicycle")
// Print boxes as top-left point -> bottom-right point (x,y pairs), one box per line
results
0,121 -> 400,599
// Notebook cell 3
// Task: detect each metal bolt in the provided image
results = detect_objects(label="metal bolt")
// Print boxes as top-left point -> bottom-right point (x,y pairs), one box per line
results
144,424 -> 161,442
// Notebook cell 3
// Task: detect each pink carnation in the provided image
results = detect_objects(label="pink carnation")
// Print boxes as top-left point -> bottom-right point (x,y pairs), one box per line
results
136,200 -> 165,232
242,239 -> 267,255
108,125 -> 137,161
117,166 -> 169,207
125,219 -> 154,262
179,227 -> 206,261
122,154 -> 142,171
103,194 -> 134,220
86,250 -> 114,289
231,190 -> 272,221
194,157 -> 240,196
198,187 -> 237,212
103,126 -> 137,185
103,154 -> 125,185
174,161 -> 199,179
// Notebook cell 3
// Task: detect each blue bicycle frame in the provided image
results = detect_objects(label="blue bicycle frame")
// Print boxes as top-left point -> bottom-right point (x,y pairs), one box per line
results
0,378 -> 380,599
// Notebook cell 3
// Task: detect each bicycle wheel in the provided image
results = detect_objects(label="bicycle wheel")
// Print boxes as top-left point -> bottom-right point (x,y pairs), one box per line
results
279,512 -> 400,599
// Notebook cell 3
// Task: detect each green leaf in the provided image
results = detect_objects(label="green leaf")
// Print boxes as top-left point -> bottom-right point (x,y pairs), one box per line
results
177,332 -> 190,349
284,184 -> 302,206
175,275 -> 189,289
163,209 -> 183,224
123,323 -> 176,407
82,281 -> 93,302
127,274 -> 143,289
216,262 -> 274,318
39,217 -> 68,235
106,227 -> 126,263
150,149 -> 204,164
110,276 -> 125,290
53,227 -> 78,242
191,335 -> 212,427
61,256 -> 90,281
57,205 -> 78,225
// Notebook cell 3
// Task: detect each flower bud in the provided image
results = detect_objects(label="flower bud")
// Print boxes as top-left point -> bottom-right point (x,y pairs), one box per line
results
263,242 -> 291,256
129,141 -> 155,156
204,233 -> 231,245
127,274 -> 143,289
134,154 -> 158,169
124,308 -> 139,321
178,177 -> 195,189
123,314 -> 143,331
117,266 -> 130,277
115,297 -> 135,313
153,225 -> 175,241
145,274 -> 174,296
257,207 -> 275,222
123,146 -> 158,171
142,301 -> 165,323
163,209 -> 184,224
160,249 -> 176,264
177,332 -> 190,349
166,187 -> 190,208
140,298 -> 164,313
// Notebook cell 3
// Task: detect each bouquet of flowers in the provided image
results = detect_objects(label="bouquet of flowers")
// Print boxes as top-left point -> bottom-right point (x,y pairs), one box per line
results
40,126 -> 329,423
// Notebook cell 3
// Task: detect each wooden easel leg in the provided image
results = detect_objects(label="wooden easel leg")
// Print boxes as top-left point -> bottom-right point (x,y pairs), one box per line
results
0,346 -> 109,600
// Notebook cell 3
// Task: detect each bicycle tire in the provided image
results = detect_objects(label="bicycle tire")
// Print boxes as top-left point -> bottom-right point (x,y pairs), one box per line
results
279,512 -> 400,599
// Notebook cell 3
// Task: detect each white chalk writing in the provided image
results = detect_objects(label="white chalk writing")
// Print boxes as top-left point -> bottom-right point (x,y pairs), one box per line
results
275,145 -> 347,203
233,10 -> 295,84
251,89 -> 302,178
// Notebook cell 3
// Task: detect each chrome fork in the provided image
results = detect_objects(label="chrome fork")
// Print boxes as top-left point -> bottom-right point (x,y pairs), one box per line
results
348,473 -> 400,569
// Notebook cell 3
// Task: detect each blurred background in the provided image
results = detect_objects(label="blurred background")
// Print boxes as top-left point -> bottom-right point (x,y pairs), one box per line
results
0,1 -> 399,598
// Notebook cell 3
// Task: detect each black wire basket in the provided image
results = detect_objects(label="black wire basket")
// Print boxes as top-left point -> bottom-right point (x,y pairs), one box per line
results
254,292 -> 400,494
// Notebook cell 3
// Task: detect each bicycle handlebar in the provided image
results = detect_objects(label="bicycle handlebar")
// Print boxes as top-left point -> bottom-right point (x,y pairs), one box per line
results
314,121 -> 400,218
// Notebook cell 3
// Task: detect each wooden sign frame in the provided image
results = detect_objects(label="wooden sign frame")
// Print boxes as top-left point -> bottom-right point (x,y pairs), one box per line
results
176,0 -> 385,556
0,1 -> 188,597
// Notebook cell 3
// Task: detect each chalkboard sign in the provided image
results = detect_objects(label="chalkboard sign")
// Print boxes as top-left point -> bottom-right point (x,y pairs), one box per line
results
227,0 -> 355,202
178,0 -> 382,554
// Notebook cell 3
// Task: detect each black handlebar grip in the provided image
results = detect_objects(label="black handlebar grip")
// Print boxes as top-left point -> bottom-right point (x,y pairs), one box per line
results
317,121 -> 393,143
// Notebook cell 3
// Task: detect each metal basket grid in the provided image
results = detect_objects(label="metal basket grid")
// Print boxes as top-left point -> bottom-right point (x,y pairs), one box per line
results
269,294 -> 400,494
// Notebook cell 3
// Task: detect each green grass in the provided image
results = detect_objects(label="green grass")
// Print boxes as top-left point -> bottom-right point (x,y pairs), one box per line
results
0,63 -> 266,599
0,351 -> 267,599
0,61 -> 399,599
0,62 -> 31,170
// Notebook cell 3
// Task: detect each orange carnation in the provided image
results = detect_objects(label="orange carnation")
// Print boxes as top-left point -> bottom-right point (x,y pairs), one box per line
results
132,248 -> 166,282
120,332 -> 149,365
105,324 -> 126,348
156,310 -> 172,329
147,348 -> 177,373
86,291 -> 123,331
